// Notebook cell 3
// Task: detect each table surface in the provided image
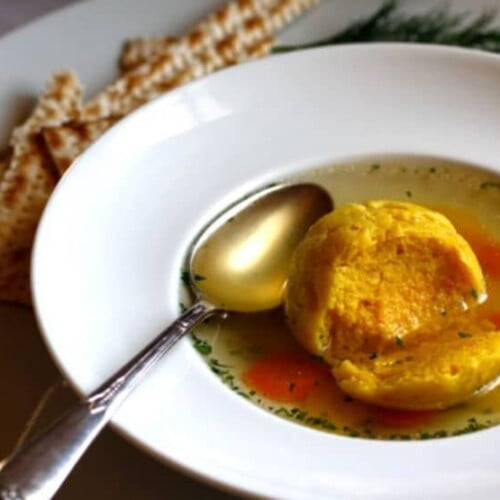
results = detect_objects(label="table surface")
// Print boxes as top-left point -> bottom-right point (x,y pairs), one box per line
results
0,1 -> 234,499
0,0 -> 77,35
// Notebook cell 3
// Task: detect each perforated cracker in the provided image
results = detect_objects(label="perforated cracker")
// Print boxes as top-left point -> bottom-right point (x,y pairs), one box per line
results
0,71 -> 82,305
119,0 -> 277,72
142,35 -> 275,105
10,71 -> 83,147
82,0 -> 319,121
120,36 -> 179,72
42,118 -> 119,175
0,137 -> 57,305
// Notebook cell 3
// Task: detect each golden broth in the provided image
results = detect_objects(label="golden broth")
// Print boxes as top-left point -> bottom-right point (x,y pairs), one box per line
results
187,157 -> 500,440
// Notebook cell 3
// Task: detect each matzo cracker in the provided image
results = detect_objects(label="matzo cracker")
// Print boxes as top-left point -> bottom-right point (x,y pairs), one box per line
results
0,137 -> 57,305
82,0 -> 318,121
43,118 -> 118,175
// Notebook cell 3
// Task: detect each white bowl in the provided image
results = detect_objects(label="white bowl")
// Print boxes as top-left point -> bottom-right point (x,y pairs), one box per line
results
33,45 -> 500,499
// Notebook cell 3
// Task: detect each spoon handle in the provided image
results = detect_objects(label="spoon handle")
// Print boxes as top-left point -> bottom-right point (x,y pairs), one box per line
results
0,301 -> 216,500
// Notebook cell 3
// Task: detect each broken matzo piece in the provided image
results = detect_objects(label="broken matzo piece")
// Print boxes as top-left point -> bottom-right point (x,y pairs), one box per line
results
0,71 -> 83,305
119,0 -> 320,72
42,118 -> 119,175
141,35 -> 275,106
120,36 -> 179,72
119,0 -> 277,71
82,0 -> 319,121
10,71 -> 83,147
0,137 -> 57,305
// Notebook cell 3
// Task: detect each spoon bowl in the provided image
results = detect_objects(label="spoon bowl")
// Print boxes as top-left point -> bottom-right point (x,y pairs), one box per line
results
190,183 -> 333,312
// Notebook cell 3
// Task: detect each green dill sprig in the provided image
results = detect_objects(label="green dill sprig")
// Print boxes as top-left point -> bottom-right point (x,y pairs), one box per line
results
273,1 -> 500,54
273,407 -> 337,431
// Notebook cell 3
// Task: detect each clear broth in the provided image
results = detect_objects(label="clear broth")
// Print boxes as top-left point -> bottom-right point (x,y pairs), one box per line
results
187,157 -> 500,440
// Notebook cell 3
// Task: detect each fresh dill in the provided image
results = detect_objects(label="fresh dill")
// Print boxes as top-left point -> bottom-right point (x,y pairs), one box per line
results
273,1 -> 500,54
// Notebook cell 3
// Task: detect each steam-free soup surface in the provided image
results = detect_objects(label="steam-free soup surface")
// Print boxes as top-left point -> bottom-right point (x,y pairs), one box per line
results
187,158 -> 500,440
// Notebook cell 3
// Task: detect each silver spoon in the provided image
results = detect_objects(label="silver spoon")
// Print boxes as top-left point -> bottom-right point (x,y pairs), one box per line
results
0,183 -> 333,500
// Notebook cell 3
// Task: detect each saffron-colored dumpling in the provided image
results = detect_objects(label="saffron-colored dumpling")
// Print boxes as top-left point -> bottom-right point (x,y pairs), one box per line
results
333,316 -> 500,410
284,201 -> 500,410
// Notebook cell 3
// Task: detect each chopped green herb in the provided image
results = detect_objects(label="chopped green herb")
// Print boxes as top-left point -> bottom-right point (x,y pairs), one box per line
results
179,302 -> 187,313
180,270 -> 190,286
272,407 -> 337,431
405,190 -> 412,198
369,163 -> 381,172
451,417 -> 493,436
310,354 -> 325,363
395,335 -> 404,346
458,331 -> 472,338
191,333 -> 212,356
432,430 -> 448,438
209,359 -> 232,369
369,352 -> 378,360
471,288 -> 479,300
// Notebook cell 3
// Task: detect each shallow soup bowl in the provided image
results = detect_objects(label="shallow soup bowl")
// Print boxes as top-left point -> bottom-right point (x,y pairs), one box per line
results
33,45 -> 500,499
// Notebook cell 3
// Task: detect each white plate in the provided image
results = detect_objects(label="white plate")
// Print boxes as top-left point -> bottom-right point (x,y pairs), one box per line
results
33,44 -> 500,499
